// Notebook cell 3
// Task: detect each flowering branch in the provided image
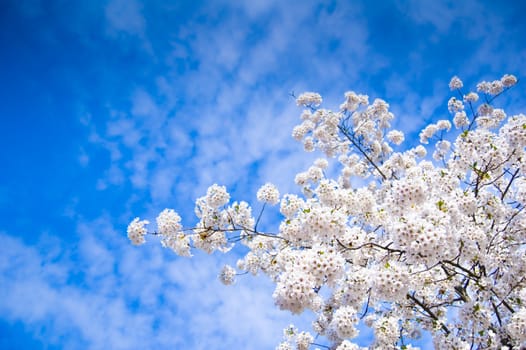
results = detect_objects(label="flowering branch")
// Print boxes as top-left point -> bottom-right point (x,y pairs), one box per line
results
128,74 -> 526,349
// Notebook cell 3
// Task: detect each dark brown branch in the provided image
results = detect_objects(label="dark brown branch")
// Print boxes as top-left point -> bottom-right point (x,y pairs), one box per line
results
407,292 -> 450,335
501,168 -> 520,201
338,125 -> 388,180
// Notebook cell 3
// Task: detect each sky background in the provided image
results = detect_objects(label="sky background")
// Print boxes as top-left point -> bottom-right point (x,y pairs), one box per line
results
0,0 -> 525,349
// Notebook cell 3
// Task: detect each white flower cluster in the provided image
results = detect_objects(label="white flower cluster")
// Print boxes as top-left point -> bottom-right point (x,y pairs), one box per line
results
433,139 -> 451,161
219,265 -> 236,285
449,76 -> 463,90
257,183 -> 280,205
463,91 -> 479,102
453,110 -> 469,128
507,308 -> 526,344
340,91 -> 369,112
294,245 -> 345,286
330,306 -> 359,339
390,177 -> 427,210
205,184 -> 230,208
155,209 -> 192,256
156,208 -> 182,235
501,114 -> 526,148
273,270 -> 321,314
129,74 -> 526,349
372,263 -> 410,301
276,327 -> 315,350
447,97 -> 464,113
386,130 -> 405,145
296,92 -> 322,107
127,218 -> 149,245
476,74 -> 517,95
335,340 -> 364,350
419,120 -> 451,144
373,316 -> 401,347
280,194 -> 304,218
295,331 -> 314,350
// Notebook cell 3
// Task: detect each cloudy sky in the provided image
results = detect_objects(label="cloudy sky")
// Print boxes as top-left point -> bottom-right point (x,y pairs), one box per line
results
0,0 -> 525,349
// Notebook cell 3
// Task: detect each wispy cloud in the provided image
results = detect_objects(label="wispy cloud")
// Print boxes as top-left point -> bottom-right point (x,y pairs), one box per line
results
0,216 -> 307,349
88,2 -> 377,213
105,0 -> 145,37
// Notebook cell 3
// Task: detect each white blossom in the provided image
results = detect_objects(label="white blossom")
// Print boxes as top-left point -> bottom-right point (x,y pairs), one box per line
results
206,184 -> 230,208
419,124 -> 439,144
295,331 -> 313,350
413,145 -> 427,157
335,340 -> 362,350
501,73 -> 517,87
219,265 -> 236,285
330,306 -> 359,339
449,76 -> 463,90
507,308 -> 526,344
447,97 -> 464,113
161,232 -> 191,256
453,111 -> 469,128
296,92 -> 322,107
314,158 -> 329,169
436,119 -> 452,131
387,130 -> 405,145
156,209 -> 182,236
257,183 -> 280,205
463,92 -> 479,102
280,194 -> 304,218
127,218 -> 149,245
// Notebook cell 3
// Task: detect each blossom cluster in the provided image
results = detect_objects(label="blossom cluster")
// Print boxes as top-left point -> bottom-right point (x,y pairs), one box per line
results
129,75 -> 525,349
127,217 -> 149,245
257,183 -> 280,205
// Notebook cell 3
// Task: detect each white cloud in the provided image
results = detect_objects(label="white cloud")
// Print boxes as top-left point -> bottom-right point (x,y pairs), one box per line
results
104,0 -> 154,55
89,1 -> 377,211
0,216 -> 309,349
105,0 -> 145,37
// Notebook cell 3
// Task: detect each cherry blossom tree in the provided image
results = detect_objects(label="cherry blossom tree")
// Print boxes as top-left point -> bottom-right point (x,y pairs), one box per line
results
128,75 -> 526,349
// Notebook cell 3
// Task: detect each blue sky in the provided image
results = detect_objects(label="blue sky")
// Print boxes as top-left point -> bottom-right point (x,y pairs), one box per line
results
0,0 -> 525,349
